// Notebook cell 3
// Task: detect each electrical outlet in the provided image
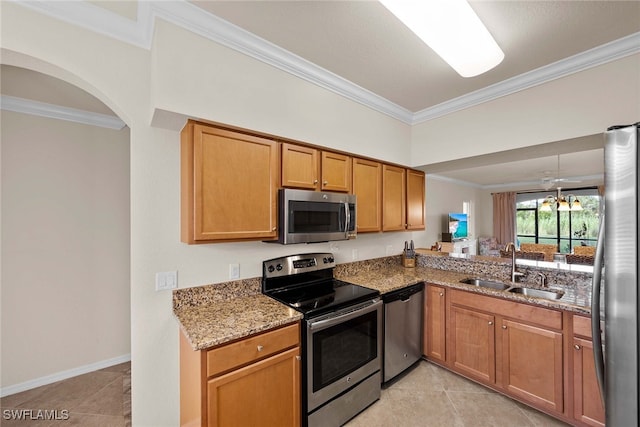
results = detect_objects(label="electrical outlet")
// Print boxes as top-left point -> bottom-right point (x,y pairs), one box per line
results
156,271 -> 178,291
229,263 -> 240,279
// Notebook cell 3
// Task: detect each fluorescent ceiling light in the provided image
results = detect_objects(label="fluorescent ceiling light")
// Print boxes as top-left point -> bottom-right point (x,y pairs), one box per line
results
380,0 -> 505,77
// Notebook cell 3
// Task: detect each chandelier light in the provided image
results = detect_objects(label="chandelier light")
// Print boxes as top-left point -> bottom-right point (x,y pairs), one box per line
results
540,188 -> 583,212
379,0 -> 505,77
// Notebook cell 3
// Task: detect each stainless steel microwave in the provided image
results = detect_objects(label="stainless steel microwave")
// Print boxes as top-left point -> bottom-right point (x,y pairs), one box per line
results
276,189 -> 356,244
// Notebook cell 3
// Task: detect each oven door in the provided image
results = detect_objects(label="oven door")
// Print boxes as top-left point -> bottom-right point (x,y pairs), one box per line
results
306,299 -> 382,412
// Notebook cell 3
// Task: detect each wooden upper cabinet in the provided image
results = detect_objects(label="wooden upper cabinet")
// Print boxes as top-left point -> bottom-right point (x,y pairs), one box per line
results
352,158 -> 382,232
181,122 -> 278,243
281,143 -> 351,192
406,169 -> 425,230
321,151 -> 351,192
382,164 -> 406,231
281,143 -> 319,190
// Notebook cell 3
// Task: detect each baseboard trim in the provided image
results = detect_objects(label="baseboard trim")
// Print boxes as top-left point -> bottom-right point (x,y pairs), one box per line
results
0,353 -> 131,398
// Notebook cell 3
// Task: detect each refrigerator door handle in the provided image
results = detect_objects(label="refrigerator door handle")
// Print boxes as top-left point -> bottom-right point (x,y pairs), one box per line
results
591,216 -> 605,404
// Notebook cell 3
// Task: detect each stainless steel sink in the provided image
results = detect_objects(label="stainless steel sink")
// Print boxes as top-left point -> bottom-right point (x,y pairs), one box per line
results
460,278 -> 511,291
507,287 -> 564,300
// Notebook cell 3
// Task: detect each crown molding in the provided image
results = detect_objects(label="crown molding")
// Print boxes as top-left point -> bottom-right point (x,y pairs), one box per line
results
10,1 -> 640,125
1,95 -> 127,130
413,32 -> 640,124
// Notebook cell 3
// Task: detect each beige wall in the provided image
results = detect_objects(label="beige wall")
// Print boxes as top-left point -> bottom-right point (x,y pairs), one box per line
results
1,2 -> 638,425
423,177 -> 490,246
1,110 -> 130,387
411,54 -> 640,166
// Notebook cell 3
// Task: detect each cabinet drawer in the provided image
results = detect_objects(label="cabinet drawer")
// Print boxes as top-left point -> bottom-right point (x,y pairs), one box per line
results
573,314 -> 593,339
207,323 -> 299,377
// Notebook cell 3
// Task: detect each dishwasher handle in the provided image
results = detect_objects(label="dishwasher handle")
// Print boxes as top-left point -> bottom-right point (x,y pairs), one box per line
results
383,282 -> 424,303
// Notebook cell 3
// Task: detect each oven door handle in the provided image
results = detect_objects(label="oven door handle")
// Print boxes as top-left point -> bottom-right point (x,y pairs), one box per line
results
309,299 -> 381,332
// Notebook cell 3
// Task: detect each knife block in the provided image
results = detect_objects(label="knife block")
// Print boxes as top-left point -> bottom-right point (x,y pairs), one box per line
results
401,255 -> 415,268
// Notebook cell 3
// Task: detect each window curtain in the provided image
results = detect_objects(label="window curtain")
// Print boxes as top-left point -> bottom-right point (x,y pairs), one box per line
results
493,192 -> 516,246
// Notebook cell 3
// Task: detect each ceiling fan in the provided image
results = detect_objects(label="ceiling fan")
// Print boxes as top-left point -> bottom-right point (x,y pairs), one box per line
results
539,155 -> 581,191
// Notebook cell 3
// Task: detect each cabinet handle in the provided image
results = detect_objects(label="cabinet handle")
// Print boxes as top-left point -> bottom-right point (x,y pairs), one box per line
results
502,325 -> 507,329
296,355 -> 301,361
257,345 -> 264,352
439,293 -> 444,297
488,321 -> 493,325
272,227 -> 276,231
574,344 -> 581,350
313,179 -> 318,184
323,180 -> 328,185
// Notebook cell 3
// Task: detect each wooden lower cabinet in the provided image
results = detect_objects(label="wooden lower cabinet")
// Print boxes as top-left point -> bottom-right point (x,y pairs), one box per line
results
449,305 -> 496,384
427,289 -> 571,422
181,323 -> 301,427
501,319 -> 563,413
572,315 -> 605,427
424,284 -> 447,362
207,347 -> 300,427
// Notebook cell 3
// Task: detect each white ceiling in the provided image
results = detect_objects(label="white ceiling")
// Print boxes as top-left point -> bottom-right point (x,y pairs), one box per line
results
3,0 -> 638,189
191,0 -> 640,113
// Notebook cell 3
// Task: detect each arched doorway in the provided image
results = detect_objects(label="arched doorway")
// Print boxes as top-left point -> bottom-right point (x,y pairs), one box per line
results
1,63 -> 132,424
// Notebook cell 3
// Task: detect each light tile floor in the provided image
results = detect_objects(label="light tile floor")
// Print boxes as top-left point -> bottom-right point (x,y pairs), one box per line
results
0,362 -> 130,427
1,360 -> 569,426
346,361 -> 570,427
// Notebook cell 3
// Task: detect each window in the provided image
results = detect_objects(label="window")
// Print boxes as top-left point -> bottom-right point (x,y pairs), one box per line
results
516,188 -> 601,253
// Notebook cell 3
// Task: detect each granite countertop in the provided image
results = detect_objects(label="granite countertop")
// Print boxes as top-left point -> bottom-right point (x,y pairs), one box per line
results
175,293 -> 302,351
337,265 -> 592,315
175,253 -> 593,352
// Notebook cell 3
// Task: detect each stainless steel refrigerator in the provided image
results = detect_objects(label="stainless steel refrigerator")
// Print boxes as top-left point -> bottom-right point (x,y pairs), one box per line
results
592,122 -> 639,426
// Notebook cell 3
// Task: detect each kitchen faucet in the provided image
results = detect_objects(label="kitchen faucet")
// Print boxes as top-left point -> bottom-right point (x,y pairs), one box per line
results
505,242 -> 525,282
536,272 -> 548,288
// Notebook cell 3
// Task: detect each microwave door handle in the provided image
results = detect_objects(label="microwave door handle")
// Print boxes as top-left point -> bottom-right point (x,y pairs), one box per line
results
344,202 -> 350,238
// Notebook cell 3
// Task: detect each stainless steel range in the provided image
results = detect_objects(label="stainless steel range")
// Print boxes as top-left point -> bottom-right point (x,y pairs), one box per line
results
262,253 -> 382,427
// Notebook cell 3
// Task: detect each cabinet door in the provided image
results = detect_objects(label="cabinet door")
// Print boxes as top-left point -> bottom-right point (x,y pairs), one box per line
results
382,164 -> 406,231
321,151 -> 351,192
207,347 -> 301,427
449,305 -> 495,384
424,285 -> 446,362
182,123 -> 278,243
501,319 -> 564,413
352,158 -> 382,232
406,169 -> 425,230
281,143 -> 319,190
573,337 -> 605,427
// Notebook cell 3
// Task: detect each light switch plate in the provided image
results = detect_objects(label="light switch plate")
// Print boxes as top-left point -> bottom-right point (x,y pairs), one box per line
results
156,271 -> 178,291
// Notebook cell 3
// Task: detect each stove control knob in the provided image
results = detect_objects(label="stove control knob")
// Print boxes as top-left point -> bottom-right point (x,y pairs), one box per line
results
267,265 -> 275,273
323,257 -> 328,263
328,256 -> 334,263
276,264 -> 283,271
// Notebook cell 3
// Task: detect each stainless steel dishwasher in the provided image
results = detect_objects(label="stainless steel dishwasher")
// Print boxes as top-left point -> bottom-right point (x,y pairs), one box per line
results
382,282 -> 424,384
